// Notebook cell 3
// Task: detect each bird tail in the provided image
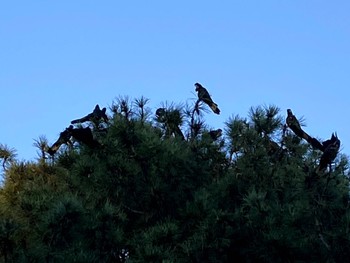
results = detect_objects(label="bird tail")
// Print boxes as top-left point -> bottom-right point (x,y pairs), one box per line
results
71,115 -> 90,124
308,137 -> 324,151
289,125 -> 305,139
71,119 -> 79,124
210,103 -> 220,115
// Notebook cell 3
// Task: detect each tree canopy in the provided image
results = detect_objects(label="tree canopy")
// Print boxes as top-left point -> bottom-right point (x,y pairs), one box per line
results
0,91 -> 349,263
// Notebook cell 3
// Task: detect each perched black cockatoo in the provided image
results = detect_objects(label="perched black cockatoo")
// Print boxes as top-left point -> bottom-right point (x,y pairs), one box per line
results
322,133 -> 340,151
286,109 -> 305,138
71,104 -> 108,125
47,125 -> 100,156
67,125 -> 100,148
209,129 -> 222,141
318,133 -> 340,171
47,128 -> 73,155
286,109 -> 324,151
195,83 -> 220,114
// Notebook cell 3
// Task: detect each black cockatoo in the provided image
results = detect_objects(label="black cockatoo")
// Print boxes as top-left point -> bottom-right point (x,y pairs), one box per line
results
47,125 -> 100,155
322,133 -> 340,152
47,128 -> 73,155
194,83 -> 220,114
67,125 -> 100,148
286,109 -> 305,138
286,109 -> 324,151
209,129 -> 222,141
71,104 -> 108,125
318,133 -> 340,171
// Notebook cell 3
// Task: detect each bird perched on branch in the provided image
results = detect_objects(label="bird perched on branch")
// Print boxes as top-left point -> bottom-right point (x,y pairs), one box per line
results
71,104 -> 108,125
67,125 -> 100,148
322,133 -> 340,152
47,128 -> 73,155
209,129 -> 222,141
286,109 -> 341,172
286,109 -> 323,151
318,133 -> 340,171
194,83 -> 220,114
286,109 -> 305,139
47,125 -> 100,155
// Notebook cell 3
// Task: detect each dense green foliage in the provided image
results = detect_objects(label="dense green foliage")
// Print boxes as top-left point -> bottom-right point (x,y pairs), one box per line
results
0,98 -> 349,262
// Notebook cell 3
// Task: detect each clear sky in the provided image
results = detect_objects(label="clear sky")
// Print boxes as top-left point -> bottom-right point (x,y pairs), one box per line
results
1,1 -> 349,161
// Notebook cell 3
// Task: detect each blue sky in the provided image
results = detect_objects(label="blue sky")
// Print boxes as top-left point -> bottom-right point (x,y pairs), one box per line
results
1,1 -> 349,161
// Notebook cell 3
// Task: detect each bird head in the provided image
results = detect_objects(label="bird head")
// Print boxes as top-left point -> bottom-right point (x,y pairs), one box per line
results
331,132 -> 340,147
92,104 -> 101,114
323,132 -> 341,152
194,83 -> 202,92
101,108 -> 108,121
331,132 -> 338,141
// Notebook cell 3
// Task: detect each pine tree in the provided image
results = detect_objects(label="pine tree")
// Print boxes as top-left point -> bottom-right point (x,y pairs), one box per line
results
0,144 -> 17,171
0,97 -> 348,263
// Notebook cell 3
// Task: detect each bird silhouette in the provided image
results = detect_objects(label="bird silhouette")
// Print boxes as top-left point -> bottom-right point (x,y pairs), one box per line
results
71,104 -> 108,125
209,129 -> 222,141
318,133 -> 340,171
47,128 -> 73,155
286,109 -> 304,138
194,83 -> 220,114
286,109 -> 323,151
47,125 -> 100,155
